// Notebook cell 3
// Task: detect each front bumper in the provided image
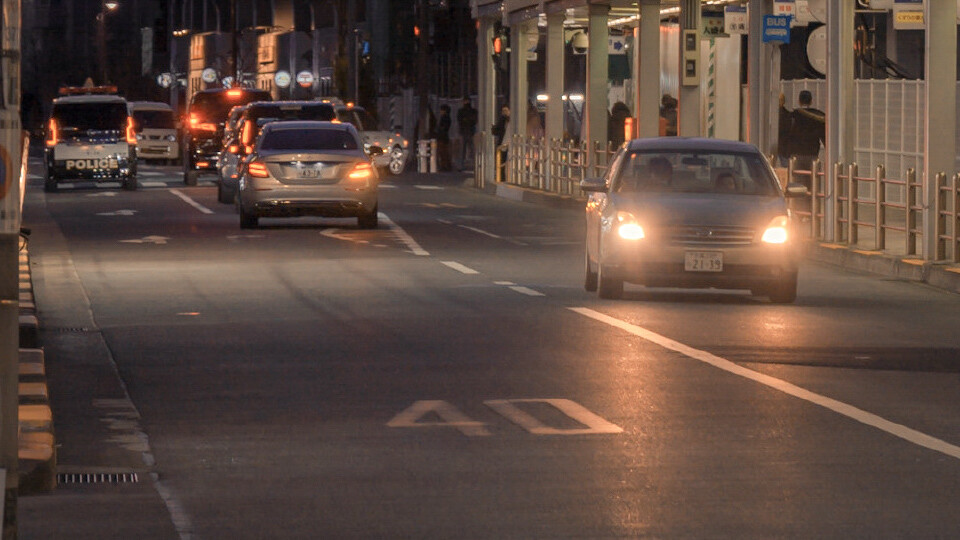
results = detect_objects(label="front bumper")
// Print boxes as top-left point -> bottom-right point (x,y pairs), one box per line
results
138,141 -> 179,160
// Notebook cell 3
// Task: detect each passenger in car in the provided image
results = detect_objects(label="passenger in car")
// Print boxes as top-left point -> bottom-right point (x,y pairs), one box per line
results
715,172 -> 737,193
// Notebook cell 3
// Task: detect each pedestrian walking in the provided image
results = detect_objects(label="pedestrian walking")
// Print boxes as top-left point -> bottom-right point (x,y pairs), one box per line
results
779,90 -> 825,179
436,104 -> 452,171
659,95 -> 677,137
456,97 -> 477,171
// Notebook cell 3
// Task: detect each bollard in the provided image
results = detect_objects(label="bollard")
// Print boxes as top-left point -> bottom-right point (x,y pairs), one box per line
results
811,160 -> 821,239
417,139 -> 430,173
935,172 -> 947,261
875,165 -> 886,251
848,163 -> 858,245
429,140 -> 437,173
906,168 -> 917,256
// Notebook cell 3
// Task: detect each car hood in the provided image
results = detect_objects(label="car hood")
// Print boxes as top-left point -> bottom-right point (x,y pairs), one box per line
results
611,192 -> 788,229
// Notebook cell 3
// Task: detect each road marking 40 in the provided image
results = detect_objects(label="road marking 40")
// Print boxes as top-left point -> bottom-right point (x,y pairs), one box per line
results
387,398 -> 623,437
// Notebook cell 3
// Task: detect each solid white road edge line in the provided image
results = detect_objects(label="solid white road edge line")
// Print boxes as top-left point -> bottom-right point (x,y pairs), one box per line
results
380,213 -> 430,256
569,307 -> 960,461
441,261 -> 479,275
169,189 -> 214,215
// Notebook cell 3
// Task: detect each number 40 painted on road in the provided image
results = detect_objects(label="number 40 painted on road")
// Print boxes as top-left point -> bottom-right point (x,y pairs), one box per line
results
388,399 -> 623,437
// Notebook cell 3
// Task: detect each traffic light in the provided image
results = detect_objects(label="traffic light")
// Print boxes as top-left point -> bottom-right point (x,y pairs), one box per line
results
492,29 -> 509,72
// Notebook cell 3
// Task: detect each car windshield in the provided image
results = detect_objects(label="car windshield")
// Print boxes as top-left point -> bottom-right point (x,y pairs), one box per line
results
190,90 -> 271,122
52,102 -> 127,130
259,129 -> 359,151
248,105 -> 335,123
613,150 -> 778,196
133,110 -> 175,130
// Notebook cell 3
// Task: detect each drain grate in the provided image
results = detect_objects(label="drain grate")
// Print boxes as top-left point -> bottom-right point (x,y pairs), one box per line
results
57,472 -> 140,485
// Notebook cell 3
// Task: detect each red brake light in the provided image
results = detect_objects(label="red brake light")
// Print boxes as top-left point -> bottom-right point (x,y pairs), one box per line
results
46,118 -> 58,147
188,113 -> 199,128
228,144 -> 239,154
227,89 -> 243,98
241,120 -> 254,145
247,161 -> 269,178
126,116 -> 137,145
348,162 -> 373,180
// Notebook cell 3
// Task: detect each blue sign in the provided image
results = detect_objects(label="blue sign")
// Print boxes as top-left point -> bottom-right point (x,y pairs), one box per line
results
762,15 -> 791,44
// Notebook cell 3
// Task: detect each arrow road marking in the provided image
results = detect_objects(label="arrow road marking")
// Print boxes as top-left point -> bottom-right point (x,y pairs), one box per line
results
120,236 -> 169,245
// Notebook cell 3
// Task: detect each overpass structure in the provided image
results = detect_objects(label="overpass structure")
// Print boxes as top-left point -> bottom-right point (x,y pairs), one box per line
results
470,0 -> 960,263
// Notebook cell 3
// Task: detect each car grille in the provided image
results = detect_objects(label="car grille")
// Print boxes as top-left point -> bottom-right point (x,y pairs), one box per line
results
665,225 -> 755,246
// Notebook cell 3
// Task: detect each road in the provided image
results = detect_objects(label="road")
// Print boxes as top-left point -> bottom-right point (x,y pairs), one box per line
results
18,159 -> 960,539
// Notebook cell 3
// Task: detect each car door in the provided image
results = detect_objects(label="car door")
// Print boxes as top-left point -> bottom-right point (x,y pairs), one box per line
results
586,148 -> 626,260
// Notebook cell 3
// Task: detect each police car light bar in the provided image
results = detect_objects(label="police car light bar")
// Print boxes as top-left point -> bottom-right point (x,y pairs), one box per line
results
59,85 -> 119,95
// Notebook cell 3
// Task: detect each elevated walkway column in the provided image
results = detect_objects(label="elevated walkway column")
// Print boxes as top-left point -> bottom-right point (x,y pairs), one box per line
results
678,0 -> 701,136
545,11 -> 565,186
825,0 -> 855,242
586,3 -> 610,167
477,15 -> 498,185
636,0 -> 661,138
509,21 -> 532,141
747,0 -> 773,150
922,1 -> 957,260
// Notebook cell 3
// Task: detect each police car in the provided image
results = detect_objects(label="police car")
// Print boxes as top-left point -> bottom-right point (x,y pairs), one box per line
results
44,86 -> 138,192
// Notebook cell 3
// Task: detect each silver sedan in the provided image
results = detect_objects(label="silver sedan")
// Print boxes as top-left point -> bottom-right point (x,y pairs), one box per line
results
237,121 -> 382,229
581,138 -> 804,303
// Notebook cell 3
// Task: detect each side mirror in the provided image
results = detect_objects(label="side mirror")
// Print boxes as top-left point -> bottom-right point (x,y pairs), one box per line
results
785,182 -> 809,197
367,145 -> 384,156
579,177 -> 608,193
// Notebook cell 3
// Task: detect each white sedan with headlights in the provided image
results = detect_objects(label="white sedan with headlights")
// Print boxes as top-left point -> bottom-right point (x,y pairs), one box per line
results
581,138 -> 805,302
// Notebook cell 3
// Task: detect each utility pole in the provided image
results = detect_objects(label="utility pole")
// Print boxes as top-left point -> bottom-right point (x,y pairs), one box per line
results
346,0 -> 357,102
231,0 -> 239,83
417,0 -> 430,140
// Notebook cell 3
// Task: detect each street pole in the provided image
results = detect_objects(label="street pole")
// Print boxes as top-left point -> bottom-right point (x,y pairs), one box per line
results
231,0 -> 239,83
169,0 -> 178,111
417,0 -> 429,140
97,9 -> 107,84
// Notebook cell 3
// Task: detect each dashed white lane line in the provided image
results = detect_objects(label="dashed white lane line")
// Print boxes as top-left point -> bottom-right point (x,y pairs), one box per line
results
569,307 -> 960,461
441,261 -> 479,275
508,285 -> 545,297
380,213 -> 429,256
141,181 -> 167,188
458,224 -> 502,239
169,188 -> 214,215
414,185 -> 444,190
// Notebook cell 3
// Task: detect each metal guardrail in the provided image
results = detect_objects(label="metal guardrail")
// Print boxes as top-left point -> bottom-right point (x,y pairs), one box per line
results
937,173 -> 960,262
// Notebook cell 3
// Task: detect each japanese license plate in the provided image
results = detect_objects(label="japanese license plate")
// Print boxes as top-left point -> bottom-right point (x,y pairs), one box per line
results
299,167 -> 321,178
684,251 -> 723,272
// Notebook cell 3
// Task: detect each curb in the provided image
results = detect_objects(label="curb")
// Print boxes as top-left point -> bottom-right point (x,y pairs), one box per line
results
472,180 -> 960,295
17,248 -> 56,495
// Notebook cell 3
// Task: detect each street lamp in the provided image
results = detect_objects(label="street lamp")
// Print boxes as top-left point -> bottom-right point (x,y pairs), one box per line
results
97,1 -> 120,84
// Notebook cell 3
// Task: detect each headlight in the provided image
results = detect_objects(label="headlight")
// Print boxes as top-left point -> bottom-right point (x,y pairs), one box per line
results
166,135 -> 177,142
761,215 -> 789,244
136,134 -> 144,141
616,211 -> 645,240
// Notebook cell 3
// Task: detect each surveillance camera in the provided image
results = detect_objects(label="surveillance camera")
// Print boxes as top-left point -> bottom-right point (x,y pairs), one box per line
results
570,31 -> 588,55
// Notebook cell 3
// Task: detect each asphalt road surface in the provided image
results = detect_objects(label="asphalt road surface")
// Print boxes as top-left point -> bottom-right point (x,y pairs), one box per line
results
19,160 -> 960,539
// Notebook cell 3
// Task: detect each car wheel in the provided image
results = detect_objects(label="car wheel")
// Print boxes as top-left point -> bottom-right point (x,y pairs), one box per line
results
597,263 -> 623,300
239,205 -> 258,229
357,206 -> 379,229
217,182 -> 234,204
123,174 -> 138,191
767,272 -> 798,304
43,174 -> 58,193
388,147 -> 405,175
184,170 -> 199,186
584,249 -> 598,292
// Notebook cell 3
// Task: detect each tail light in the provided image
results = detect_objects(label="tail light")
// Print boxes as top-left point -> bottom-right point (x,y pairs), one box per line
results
348,162 -> 373,180
126,116 -> 137,145
188,113 -> 199,128
227,144 -> 240,154
188,114 -> 216,132
247,161 -> 270,178
45,118 -> 58,147
241,120 -> 254,146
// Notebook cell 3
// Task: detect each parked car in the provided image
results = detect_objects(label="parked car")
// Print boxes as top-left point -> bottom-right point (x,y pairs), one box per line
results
44,86 -> 137,191
216,100 -> 336,204
182,87 -> 271,185
581,137 -> 805,303
128,101 -> 179,163
334,104 -> 409,174
237,121 -> 383,229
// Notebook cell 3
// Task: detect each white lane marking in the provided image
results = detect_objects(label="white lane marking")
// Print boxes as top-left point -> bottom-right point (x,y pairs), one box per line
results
569,307 -> 960,461
141,181 -> 167,188
437,219 -> 453,225
97,209 -> 137,216
86,191 -> 118,197
387,400 -> 491,437
138,171 -> 166,177
379,183 -> 396,189
494,281 -> 515,286
169,188 -> 214,214
457,224 -> 528,246
414,185 -> 443,190
509,285 -> 545,297
440,261 -> 479,275
485,399 -> 623,435
380,212 -> 429,256
27,174 -> 42,180
120,235 -> 169,245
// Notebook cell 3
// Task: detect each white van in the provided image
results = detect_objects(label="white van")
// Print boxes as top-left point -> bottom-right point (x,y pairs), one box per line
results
128,101 -> 179,163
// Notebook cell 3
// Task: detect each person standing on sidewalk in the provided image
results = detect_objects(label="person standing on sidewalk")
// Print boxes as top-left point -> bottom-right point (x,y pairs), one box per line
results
779,90 -> 825,179
456,97 -> 477,171
436,104 -> 452,171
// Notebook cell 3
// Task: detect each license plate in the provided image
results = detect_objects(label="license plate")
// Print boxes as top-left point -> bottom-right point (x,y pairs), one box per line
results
684,251 -> 723,272
299,167 -> 321,178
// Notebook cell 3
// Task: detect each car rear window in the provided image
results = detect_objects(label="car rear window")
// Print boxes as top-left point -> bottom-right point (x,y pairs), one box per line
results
614,151 -> 779,196
247,104 -> 336,123
189,90 -> 271,122
259,128 -> 359,151
133,110 -> 175,130
52,102 -> 127,130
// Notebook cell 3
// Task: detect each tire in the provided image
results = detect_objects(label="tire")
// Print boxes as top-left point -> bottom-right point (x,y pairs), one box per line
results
357,206 -> 379,229
239,205 -> 258,229
767,272 -> 798,304
184,170 -> 199,186
217,182 -> 234,204
123,175 -> 138,191
597,263 -> 624,300
43,174 -> 58,193
584,249 -> 598,292
388,147 -> 405,175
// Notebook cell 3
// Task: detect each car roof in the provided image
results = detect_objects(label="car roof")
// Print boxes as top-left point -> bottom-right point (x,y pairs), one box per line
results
246,100 -> 334,109
261,120 -> 357,133
129,101 -> 173,111
626,137 -> 762,153
53,94 -> 127,105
